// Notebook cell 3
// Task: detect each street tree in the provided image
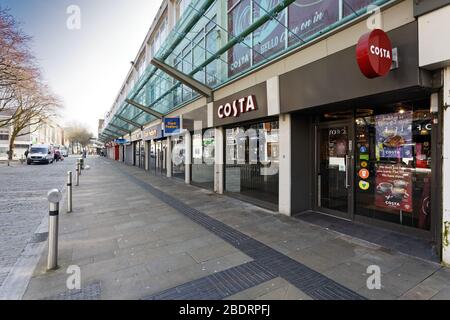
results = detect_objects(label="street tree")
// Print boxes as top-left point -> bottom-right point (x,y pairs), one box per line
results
7,82 -> 60,160
65,124 -> 93,153
0,6 -> 39,128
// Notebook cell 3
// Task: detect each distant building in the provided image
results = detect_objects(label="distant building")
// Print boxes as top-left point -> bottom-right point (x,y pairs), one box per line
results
0,113 -> 65,160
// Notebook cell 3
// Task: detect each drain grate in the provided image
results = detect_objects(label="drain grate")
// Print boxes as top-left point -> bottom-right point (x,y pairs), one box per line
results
119,167 -> 366,300
45,281 -> 102,300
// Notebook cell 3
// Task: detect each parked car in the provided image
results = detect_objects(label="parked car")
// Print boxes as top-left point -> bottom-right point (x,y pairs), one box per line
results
59,147 -> 68,157
27,144 -> 55,165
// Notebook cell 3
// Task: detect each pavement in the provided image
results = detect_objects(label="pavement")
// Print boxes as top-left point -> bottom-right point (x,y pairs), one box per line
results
12,156 -> 450,300
0,157 -> 76,297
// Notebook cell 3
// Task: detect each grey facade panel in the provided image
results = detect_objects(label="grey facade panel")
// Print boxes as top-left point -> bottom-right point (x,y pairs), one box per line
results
414,0 -> 450,16
290,114 -> 313,214
280,22 -> 428,114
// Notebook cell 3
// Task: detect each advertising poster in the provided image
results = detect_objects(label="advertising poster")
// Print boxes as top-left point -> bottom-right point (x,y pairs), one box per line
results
375,164 -> 413,213
288,0 -> 339,46
228,0 -> 252,77
375,111 -> 413,159
253,0 -> 286,64
343,0 -> 377,17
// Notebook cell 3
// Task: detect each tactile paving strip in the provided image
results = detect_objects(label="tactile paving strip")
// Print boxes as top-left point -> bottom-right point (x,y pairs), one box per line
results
45,281 -> 102,300
118,164 -> 366,300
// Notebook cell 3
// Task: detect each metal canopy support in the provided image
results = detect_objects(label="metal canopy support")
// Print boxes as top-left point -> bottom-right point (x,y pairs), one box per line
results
129,0 -> 216,101
115,115 -> 143,129
125,99 -> 164,119
108,123 -> 130,134
151,58 -> 213,99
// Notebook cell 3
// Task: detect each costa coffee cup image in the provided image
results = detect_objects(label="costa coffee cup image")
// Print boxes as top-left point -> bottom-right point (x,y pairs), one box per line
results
393,180 -> 407,188
377,182 -> 393,193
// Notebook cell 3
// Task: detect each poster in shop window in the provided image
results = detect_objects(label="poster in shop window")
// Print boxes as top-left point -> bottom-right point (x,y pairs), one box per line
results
375,111 -> 413,159
375,164 -> 413,213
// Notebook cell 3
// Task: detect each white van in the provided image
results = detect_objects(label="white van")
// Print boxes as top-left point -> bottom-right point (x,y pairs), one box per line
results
27,144 -> 55,165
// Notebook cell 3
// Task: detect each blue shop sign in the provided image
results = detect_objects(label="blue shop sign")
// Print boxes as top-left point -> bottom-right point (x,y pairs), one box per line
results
114,138 -> 129,145
164,117 -> 181,135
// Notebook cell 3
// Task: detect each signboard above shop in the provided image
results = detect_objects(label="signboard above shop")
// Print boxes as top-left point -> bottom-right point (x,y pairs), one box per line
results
143,124 -> 163,141
114,138 -> 129,145
356,29 -> 393,79
164,117 -> 181,136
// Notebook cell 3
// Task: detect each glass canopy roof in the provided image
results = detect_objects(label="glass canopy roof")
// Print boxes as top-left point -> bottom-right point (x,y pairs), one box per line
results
101,0 -> 392,141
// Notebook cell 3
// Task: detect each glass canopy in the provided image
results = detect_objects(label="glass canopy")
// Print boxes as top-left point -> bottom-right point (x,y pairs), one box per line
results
101,0 -> 392,140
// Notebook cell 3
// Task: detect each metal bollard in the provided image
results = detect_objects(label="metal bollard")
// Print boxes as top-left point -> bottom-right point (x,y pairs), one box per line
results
67,171 -> 73,213
77,159 -> 82,176
75,162 -> 80,186
47,189 -> 62,271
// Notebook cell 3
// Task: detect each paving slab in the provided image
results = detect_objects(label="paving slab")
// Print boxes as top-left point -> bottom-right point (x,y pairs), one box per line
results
21,157 -> 450,300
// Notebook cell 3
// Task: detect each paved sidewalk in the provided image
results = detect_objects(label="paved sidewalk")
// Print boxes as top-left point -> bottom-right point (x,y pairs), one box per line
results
23,157 -> 450,300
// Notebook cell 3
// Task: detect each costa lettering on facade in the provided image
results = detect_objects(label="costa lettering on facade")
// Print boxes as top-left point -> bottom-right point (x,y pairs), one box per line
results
356,29 -> 393,79
218,95 -> 258,119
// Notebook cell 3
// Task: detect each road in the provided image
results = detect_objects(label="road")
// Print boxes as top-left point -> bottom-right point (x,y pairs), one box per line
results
0,156 -> 77,288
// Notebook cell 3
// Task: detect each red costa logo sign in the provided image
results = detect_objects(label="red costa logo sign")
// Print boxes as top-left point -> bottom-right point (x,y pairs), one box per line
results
356,29 -> 393,79
218,95 -> 257,119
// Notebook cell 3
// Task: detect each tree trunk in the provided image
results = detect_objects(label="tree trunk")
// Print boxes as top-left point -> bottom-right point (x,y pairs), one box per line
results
8,136 -> 14,160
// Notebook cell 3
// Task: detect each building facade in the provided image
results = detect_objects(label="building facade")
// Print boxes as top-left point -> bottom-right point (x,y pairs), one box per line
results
100,0 -> 450,264
0,114 -> 65,160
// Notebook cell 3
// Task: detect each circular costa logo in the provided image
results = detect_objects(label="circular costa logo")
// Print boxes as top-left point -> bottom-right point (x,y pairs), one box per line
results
356,29 -> 393,79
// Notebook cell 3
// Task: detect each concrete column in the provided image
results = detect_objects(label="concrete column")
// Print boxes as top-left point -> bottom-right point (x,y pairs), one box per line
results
279,114 -> 291,216
185,131 -> 191,184
144,141 -> 149,171
166,136 -> 172,178
214,127 -> 224,194
443,67 -> 450,266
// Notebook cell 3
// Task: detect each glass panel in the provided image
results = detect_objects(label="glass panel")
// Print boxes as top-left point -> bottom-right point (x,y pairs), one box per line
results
355,99 -> 433,230
192,129 -> 215,189
252,0 -> 286,64
227,0 -> 252,77
318,125 -> 349,213
172,135 -> 185,179
343,0 -> 378,17
225,121 -> 279,205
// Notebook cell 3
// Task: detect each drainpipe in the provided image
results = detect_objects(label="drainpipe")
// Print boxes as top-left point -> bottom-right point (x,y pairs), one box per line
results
443,67 -> 450,267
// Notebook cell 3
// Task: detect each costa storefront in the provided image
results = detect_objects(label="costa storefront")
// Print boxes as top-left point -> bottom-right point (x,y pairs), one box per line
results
213,82 -> 280,210
279,20 -> 441,240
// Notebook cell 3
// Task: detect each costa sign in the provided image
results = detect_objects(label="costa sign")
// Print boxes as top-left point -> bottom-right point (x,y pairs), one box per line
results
218,95 -> 257,119
356,29 -> 393,79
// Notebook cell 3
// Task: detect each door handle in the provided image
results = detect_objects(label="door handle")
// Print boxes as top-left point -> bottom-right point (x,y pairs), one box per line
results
345,155 -> 351,189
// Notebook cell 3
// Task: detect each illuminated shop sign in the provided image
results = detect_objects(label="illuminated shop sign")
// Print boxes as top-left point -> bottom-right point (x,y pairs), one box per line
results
217,95 -> 257,119
356,29 -> 393,79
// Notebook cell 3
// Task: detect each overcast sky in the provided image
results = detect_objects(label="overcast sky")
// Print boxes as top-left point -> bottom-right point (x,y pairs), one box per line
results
2,0 -> 162,135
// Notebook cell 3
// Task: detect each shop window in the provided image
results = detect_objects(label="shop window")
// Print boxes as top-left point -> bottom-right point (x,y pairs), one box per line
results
225,120 -> 279,206
355,99 -> 434,231
172,135 -> 185,179
192,129 -> 215,189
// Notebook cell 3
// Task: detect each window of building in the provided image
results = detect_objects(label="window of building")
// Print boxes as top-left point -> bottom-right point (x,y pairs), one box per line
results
192,129 -> 215,189
225,120 -> 279,207
355,99 -> 434,230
